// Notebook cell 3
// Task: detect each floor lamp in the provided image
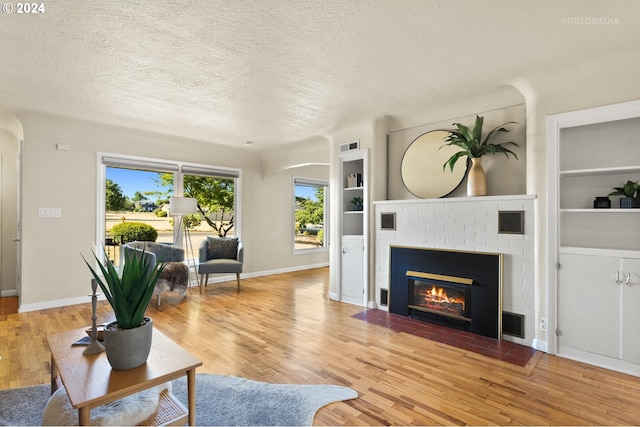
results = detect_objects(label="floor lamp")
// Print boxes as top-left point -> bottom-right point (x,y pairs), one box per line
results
170,197 -> 199,289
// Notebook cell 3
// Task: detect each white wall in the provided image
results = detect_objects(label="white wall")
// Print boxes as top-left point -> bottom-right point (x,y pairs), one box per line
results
16,112 -> 328,310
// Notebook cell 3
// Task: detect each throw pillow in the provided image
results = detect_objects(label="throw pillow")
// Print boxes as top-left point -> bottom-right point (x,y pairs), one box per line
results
207,237 -> 238,260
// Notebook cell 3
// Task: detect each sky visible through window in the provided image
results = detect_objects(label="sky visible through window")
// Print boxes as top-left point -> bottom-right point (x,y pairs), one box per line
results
106,168 -> 165,199
108,167 -> 318,201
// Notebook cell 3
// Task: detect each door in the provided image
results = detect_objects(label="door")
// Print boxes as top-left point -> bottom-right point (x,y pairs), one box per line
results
340,235 -> 364,306
557,253 -> 621,359
622,258 -> 640,364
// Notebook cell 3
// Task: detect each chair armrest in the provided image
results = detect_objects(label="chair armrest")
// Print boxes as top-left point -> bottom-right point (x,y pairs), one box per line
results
237,240 -> 244,263
198,239 -> 209,262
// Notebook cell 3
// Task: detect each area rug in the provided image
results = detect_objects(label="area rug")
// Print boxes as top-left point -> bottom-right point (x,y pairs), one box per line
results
0,373 -> 357,426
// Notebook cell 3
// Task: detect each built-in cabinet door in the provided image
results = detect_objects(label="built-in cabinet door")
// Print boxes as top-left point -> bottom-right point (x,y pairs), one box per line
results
558,253 -> 621,359
341,235 -> 364,305
622,258 -> 640,364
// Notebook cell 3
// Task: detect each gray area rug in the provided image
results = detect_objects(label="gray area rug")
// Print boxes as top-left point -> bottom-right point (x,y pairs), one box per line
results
0,373 -> 357,426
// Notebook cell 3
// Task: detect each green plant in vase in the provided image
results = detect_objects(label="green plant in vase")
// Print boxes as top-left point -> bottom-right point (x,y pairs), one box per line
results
609,180 -> 640,208
83,245 -> 165,369
351,196 -> 363,211
441,115 -> 519,196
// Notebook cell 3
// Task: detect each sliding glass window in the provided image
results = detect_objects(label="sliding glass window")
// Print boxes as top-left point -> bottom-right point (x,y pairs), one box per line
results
99,154 -> 240,266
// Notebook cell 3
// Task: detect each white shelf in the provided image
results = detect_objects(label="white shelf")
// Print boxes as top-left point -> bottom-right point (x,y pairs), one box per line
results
560,246 -> 640,259
560,208 -> 640,213
344,210 -> 363,214
560,165 -> 640,177
344,186 -> 364,191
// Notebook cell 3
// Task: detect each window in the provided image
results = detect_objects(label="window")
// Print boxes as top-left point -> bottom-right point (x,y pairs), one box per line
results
98,154 -> 240,266
293,177 -> 328,253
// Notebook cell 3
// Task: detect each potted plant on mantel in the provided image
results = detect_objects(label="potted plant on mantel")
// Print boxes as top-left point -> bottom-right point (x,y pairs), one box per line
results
83,246 -> 165,370
609,180 -> 640,208
441,115 -> 519,196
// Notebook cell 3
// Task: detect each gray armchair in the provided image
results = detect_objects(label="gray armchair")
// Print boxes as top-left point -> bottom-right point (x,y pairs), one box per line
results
197,237 -> 244,292
123,241 -> 189,306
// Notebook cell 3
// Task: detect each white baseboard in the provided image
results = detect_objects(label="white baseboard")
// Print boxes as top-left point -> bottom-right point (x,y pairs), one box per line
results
20,294 -> 107,313
19,262 -> 330,312
0,289 -> 17,297
532,338 -> 548,352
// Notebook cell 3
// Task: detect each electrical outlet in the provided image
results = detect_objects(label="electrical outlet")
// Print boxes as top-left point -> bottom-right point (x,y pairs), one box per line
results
539,318 -> 547,332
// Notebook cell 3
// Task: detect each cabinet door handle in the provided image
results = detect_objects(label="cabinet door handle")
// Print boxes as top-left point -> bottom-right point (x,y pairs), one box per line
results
342,246 -> 347,254
615,270 -> 621,285
626,272 -> 632,287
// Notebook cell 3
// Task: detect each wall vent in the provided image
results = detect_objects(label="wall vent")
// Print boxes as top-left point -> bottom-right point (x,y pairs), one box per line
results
340,140 -> 360,152
380,289 -> 388,306
502,311 -> 525,338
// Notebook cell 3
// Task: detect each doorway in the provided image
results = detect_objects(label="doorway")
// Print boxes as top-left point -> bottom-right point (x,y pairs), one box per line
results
0,112 -> 23,315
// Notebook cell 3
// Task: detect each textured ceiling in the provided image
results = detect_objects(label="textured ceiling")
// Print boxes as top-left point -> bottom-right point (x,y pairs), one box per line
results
1,0 -> 638,150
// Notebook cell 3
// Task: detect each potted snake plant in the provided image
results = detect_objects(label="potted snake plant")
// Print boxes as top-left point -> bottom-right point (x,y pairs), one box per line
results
83,245 -> 165,370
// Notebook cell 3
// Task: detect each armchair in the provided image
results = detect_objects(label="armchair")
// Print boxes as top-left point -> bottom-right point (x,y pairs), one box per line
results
197,237 -> 244,292
123,241 -> 189,306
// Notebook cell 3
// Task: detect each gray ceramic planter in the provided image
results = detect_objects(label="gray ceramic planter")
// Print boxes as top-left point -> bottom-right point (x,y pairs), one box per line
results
620,197 -> 640,208
103,317 -> 153,370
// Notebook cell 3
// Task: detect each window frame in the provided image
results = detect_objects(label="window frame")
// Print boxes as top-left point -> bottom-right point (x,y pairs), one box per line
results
97,152 -> 242,259
292,176 -> 329,255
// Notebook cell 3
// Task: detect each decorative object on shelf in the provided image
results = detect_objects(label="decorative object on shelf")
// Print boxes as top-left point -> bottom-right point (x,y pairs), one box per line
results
82,279 -> 105,355
608,180 -> 640,208
441,115 -> 519,197
401,130 -> 467,198
351,196 -> 363,211
83,245 -> 165,369
346,173 -> 362,188
593,196 -> 612,209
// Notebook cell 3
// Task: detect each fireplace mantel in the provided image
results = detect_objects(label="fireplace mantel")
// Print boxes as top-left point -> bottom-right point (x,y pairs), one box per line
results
373,195 -> 536,346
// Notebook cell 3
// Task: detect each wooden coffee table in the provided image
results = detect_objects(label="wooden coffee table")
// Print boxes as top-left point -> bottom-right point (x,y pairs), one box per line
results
47,327 -> 202,426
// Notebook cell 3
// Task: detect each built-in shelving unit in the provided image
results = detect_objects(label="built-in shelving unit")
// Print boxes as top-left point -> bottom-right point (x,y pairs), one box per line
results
547,100 -> 640,376
337,147 -> 368,307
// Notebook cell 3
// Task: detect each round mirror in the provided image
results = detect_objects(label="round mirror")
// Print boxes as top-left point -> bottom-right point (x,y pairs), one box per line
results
401,130 -> 467,198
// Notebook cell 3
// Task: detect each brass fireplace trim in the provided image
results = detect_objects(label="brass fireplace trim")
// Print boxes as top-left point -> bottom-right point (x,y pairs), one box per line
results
406,270 -> 473,286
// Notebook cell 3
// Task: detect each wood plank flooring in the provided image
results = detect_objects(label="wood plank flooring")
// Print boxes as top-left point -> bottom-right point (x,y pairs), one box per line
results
2,267 -> 640,425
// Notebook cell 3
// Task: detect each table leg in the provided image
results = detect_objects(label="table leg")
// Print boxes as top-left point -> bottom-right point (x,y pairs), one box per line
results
78,407 -> 91,426
50,355 -> 58,395
187,368 -> 196,426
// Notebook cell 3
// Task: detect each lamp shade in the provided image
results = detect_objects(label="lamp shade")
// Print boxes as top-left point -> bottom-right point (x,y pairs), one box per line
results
169,197 -> 198,214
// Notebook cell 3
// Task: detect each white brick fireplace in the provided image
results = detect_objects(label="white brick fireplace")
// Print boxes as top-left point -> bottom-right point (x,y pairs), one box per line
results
374,195 -> 536,347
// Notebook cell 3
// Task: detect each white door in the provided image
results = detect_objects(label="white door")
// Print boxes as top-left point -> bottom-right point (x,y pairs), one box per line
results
622,258 -> 640,364
557,253 -> 621,359
341,235 -> 364,306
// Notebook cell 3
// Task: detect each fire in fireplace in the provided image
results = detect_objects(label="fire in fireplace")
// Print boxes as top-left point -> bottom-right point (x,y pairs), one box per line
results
407,271 -> 473,330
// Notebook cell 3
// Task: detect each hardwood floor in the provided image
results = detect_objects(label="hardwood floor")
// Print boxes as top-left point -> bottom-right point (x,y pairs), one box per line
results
2,267 -> 640,425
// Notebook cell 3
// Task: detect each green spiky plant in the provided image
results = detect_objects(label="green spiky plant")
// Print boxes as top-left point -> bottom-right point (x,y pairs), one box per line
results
608,180 -> 640,198
83,246 -> 165,329
441,115 -> 519,172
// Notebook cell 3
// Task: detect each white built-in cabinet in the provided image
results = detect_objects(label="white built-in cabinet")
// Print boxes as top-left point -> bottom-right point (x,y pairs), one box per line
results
548,100 -> 640,375
338,148 -> 368,306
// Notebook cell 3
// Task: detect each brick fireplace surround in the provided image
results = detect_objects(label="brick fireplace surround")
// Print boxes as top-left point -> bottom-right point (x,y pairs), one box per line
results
374,195 -> 536,347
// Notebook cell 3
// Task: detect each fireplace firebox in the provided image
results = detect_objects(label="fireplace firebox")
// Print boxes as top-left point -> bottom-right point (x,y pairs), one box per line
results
407,271 -> 473,331
390,246 -> 502,339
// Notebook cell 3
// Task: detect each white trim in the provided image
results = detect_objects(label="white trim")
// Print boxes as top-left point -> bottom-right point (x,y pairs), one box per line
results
532,338 -> 548,353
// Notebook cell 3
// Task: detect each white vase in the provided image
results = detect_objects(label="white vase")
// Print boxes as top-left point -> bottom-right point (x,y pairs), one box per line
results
467,157 -> 487,197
